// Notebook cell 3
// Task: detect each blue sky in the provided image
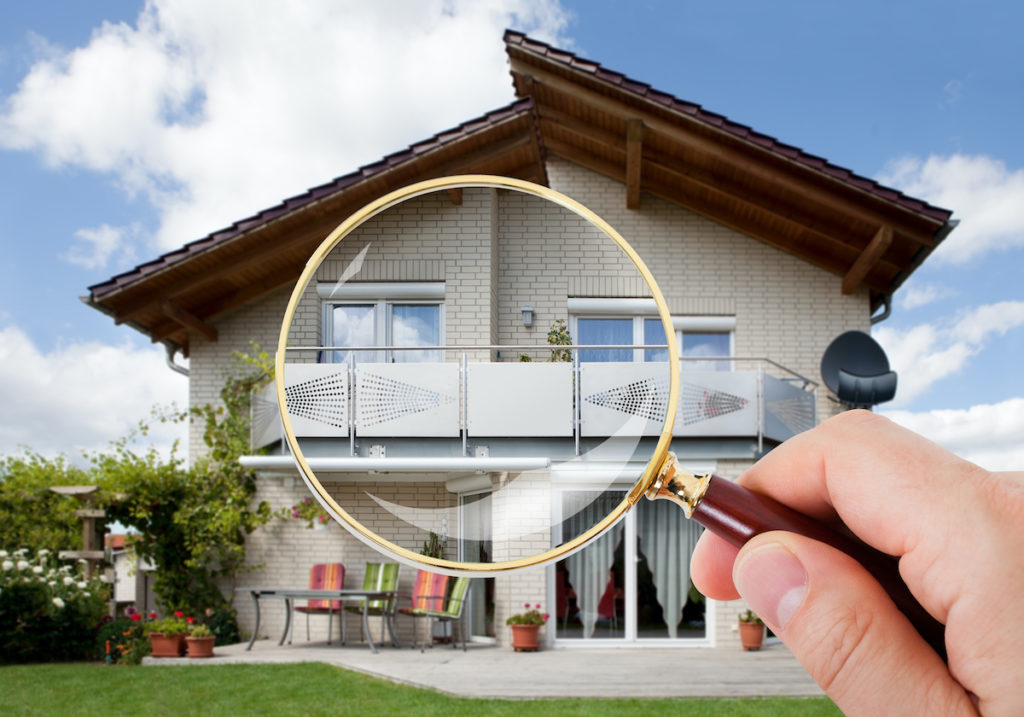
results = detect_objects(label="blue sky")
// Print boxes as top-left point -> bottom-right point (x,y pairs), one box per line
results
1,1 -> 1022,468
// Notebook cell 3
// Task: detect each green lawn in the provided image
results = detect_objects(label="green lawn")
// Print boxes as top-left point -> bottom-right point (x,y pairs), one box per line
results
1,663 -> 839,717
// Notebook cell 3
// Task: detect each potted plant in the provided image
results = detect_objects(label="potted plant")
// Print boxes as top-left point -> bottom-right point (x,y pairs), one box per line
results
185,622 -> 215,658
506,603 -> 549,652
738,609 -> 765,651
145,611 -> 189,657
291,497 -> 331,529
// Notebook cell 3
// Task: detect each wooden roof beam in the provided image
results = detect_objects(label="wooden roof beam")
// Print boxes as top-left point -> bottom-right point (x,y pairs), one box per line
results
159,300 -> 218,343
510,62 -> 940,242
447,188 -> 463,205
843,225 -> 893,294
626,118 -> 643,209
543,138 -> 889,291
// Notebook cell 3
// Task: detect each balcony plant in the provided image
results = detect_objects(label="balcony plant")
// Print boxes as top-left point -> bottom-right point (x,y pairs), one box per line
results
185,622 -> 215,658
738,609 -> 765,651
145,611 -> 189,657
506,603 -> 549,652
291,497 -> 330,529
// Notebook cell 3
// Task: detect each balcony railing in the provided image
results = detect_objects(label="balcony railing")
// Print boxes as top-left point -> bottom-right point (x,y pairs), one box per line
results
252,345 -> 817,455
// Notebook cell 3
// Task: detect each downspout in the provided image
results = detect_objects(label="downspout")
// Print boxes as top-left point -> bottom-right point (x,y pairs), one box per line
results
165,343 -> 189,376
869,294 -> 892,325
871,219 -> 958,327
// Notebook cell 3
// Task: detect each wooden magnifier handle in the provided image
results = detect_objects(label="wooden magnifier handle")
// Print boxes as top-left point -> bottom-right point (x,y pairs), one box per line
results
647,454 -> 946,660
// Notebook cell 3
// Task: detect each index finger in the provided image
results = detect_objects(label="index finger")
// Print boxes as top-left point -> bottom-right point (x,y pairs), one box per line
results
738,409 -> 979,564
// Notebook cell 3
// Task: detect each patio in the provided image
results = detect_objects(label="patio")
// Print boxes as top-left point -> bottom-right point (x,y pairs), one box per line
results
143,639 -> 823,699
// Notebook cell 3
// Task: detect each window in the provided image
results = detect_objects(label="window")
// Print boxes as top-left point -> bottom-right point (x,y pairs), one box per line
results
320,283 -> 444,363
568,299 -> 733,369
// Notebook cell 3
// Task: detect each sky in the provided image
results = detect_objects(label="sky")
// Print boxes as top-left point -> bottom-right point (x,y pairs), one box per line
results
1,0 -> 1022,470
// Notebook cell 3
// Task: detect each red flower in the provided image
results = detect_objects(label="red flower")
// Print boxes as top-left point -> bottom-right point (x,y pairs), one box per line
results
174,611 -> 184,619
130,613 -> 142,622
542,613 -> 550,622
148,612 -> 158,619
534,604 -> 541,609
523,603 -> 530,609
186,616 -> 195,624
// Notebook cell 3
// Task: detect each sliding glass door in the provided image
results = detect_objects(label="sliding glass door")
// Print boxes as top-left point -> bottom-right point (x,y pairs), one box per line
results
553,488 -> 707,644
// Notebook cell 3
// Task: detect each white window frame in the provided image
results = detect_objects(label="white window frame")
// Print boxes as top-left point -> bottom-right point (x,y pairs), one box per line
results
319,282 -> 445,363
567,298 -> 735,365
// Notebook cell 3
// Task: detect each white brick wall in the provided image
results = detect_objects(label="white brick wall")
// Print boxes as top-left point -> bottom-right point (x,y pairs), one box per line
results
187,160 -> 869,649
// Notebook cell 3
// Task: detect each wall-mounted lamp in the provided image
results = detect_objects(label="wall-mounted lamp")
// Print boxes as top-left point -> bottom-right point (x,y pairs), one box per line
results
521,304 -> 534,328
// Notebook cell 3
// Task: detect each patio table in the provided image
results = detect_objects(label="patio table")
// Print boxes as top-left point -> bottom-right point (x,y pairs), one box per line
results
238,587 -> 397,653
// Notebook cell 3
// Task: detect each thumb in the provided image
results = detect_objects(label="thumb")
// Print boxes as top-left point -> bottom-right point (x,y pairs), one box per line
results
733,532 -> 975,717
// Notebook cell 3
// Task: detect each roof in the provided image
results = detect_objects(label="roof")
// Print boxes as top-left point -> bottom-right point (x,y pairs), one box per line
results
86,99 -> 545,353
86,33 -> 953,354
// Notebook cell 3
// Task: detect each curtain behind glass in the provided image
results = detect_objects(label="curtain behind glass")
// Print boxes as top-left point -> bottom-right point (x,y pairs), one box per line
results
562,491 -> 624,638
636,498 -> 702,638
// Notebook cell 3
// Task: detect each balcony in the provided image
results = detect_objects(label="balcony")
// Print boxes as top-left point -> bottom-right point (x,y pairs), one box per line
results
250,347 -> 816,464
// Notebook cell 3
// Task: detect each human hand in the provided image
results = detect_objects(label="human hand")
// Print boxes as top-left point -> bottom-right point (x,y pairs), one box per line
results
690,410 -> 1024,716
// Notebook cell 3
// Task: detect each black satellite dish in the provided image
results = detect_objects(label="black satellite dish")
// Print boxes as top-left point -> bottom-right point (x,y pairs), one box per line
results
820,331 -> 897,407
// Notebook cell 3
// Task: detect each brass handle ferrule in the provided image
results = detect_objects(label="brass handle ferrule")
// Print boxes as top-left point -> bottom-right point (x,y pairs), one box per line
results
646,452 -> 712,517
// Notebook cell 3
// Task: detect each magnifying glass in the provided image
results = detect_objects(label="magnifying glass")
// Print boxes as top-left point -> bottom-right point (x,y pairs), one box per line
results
275,175 -> 944,656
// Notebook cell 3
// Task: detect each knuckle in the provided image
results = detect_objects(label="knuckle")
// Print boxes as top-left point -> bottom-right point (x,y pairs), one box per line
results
805,604 -> 877,694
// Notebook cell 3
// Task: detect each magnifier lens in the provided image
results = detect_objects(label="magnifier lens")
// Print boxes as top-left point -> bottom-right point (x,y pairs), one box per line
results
278,178 -> 674,573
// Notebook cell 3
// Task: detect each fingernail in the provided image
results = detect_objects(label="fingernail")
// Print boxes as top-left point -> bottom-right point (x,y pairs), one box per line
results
734,542 -> 807,631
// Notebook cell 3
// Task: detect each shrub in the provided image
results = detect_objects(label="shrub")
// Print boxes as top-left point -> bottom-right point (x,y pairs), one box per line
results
205,607 -> 240,646
0,549 -> 109,664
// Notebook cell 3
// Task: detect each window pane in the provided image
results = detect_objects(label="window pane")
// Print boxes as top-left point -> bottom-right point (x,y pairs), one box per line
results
577,318 -> 632,362
391,304 -> 441,362
683,332 -> 730,371
643,318 -> 670,363
329,304 -> 376,363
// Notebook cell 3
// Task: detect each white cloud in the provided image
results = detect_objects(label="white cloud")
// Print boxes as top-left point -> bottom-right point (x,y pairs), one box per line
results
0,325 -> 187,459
898,282 -> 955,311
882,399 -> 1024,472
0,0 -> 572,254
878,153 -> 1024,264
875,301 -> 1024,405
62,223 -> 135,270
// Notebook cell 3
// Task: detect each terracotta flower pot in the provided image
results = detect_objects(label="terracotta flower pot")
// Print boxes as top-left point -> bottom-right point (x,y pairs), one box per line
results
509,624 -> 541,652
186,636 -> 215,658
739,621 -> 765,651
149,632 -> 186,657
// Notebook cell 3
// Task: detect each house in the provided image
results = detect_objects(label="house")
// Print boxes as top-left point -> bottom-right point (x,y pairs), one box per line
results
85,32 -> 954,650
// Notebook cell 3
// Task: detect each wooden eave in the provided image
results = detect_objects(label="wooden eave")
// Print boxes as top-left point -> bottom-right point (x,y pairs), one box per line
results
85,100 -> 545,354
504,31 -> 954,310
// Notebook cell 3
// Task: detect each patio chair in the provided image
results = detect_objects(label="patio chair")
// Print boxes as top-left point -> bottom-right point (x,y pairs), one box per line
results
414,576 -> 472,652
344,562 -> 400,646
291,563 -> 345,644
396,569 -> 449,651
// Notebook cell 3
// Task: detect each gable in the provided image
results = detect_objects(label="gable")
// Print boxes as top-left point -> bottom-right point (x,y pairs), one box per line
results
86,34 -> 953,355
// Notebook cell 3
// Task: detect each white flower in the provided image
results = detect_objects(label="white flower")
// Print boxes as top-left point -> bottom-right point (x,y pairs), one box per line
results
52,597 -> 65,609
2,560 -> 12,571
32,566 -> 43,575
37,549 -> 50,557
63,576 -> 75,586
77,581 -> 87,589
0,550 -> 8,558
14,549 -> 28,558
83,591 -> 91,597
48,581 -> 57,587
17,560 -> 29,570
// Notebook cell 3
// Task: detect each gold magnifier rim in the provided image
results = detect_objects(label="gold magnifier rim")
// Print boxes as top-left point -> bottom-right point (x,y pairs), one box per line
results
275,174 -> 680,574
